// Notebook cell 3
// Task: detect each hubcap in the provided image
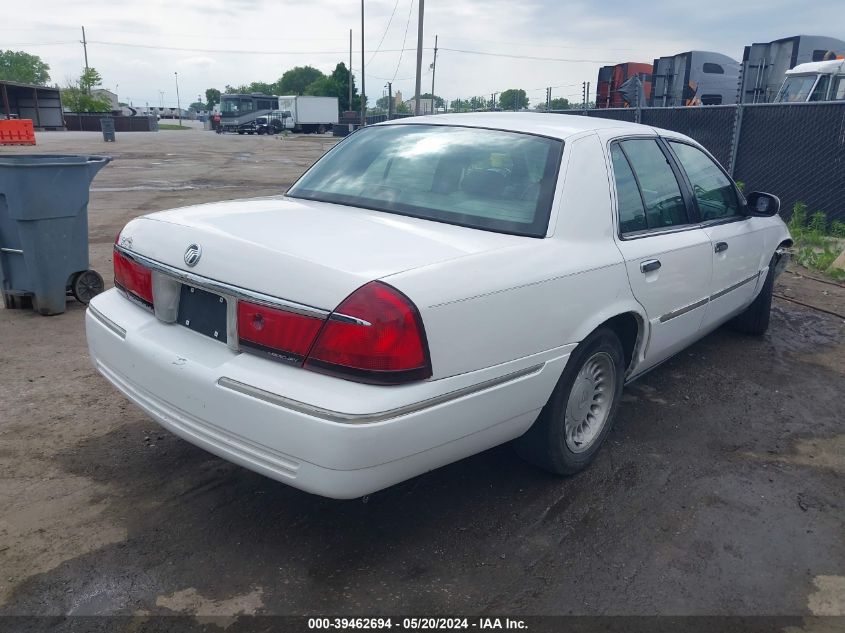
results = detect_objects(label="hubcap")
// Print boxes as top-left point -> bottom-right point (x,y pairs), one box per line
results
564,351 -> 616,453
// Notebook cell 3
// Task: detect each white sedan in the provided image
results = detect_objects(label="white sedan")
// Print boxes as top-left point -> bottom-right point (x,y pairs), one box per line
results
86,113 -> 791,498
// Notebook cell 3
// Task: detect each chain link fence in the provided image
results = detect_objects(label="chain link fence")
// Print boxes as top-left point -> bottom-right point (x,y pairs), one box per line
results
733,103 -> 845,222
554,102 -> 845,222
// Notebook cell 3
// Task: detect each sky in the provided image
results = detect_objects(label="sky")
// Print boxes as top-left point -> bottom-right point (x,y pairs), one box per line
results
3,0 -> 839,108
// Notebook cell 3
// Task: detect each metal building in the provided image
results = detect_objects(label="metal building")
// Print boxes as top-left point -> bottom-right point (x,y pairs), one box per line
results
649,51 -> 740,107
0,80 -> 64,130
740,35 -> 845,103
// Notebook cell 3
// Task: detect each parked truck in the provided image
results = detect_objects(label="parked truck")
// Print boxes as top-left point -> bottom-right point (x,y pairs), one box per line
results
275,96 -> 339,133
774,59 -> 845,103
740,35 -> 845,103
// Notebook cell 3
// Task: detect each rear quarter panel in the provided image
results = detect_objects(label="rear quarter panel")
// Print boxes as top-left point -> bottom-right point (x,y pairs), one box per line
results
386,133 -> 646,380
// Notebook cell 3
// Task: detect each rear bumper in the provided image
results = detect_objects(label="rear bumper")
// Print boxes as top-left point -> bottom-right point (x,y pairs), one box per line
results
86,289 -> 570,498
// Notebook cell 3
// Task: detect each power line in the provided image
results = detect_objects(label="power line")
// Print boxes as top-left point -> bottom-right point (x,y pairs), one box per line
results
440,47 -> 616,63
86,39 -> 426,55
367,0 -> 401,66
392,0 -> 416,82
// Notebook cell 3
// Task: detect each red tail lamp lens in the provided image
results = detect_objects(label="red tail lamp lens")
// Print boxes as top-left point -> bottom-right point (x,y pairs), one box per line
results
114,248 -> 154,306
305,282 -> 431,384
237,301 -> 324,362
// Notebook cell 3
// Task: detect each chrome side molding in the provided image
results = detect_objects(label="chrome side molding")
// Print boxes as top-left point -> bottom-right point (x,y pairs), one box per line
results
216,363 -> 545,425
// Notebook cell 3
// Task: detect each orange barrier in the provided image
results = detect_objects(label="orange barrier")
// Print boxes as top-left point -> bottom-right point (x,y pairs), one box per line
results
0,119 -> 36,145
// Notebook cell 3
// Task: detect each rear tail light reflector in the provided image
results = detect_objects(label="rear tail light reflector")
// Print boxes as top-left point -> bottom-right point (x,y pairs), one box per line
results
237,301 -> 324,363
114,248 -> 154,307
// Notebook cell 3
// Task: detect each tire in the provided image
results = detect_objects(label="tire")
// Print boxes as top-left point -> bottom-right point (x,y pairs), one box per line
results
728,255 -> 775,336
516,327 -> 625,475
70,270 -> 104,304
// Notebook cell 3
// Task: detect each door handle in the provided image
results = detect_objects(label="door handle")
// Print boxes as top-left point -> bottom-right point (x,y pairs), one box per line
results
640,259 -> 661,273
715,241 -> 729,253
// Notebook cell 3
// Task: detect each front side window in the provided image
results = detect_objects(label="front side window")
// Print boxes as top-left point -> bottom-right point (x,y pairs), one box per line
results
669,142 -> 740,220
703,63 -> 724,74
617,139 -> 688,230
221,98 -> 239,114
776,75 -> 818,102
288,124 -> 563,237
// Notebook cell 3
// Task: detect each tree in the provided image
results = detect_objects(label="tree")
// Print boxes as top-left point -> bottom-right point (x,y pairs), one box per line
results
62,68 -> 112,112
0,50 -> 50,85
499,89 -> 529,110
278,66 -> 326,95
79,67 -> 102,94
375,95 -> 392,111
330,62 -> 360,112
205,88 -> 221,108
536,97 -> 571,111
188,101 -> 205,112
304,75 -> 336,98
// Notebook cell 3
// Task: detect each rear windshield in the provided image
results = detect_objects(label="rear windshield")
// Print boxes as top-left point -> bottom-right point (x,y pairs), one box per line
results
287,124 -> 563,237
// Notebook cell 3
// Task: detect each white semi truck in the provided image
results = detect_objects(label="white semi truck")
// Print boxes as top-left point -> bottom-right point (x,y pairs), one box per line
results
274,96 -> 339,133
774,59 -> 845,103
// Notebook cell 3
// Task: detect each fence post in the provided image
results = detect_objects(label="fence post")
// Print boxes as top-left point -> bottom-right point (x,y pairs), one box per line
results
728,103 -> 744,177
634,75 -> 643,124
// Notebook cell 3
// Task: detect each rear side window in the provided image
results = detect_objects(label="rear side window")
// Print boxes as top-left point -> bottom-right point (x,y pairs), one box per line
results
615,139 -> 688,231
703,63 -> 724,74
610,145 -> 647,233
288,124 -> 563,237
669,142 -> 741,220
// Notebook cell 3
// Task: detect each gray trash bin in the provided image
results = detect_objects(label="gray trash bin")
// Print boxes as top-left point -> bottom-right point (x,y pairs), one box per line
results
100,117 -> 116,142
0,155 -> 111,315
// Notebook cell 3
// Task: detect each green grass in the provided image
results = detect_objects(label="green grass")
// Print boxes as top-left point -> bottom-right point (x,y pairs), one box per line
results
157,124 -> 190,130
787,201 -> 845,281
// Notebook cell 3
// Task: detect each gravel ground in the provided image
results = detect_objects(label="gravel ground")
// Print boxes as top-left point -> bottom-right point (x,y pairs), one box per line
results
0,129 -> 843,623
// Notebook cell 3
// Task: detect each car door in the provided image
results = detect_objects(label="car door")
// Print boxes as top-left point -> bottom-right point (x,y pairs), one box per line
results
609,138 -> 713,370
666,140 -> 765,331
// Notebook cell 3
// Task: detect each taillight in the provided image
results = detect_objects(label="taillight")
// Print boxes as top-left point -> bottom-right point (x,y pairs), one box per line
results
304,282 -> 431,384
237,301 -> 324,363
114,248 -> 154,307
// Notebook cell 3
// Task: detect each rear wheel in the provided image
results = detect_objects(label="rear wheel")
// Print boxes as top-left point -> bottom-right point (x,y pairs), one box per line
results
728,255 -> 775,335
516,328 -> 625,475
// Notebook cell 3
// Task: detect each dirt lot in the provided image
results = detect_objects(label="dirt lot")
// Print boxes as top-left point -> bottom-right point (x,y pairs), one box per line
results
0,129 -> 843,622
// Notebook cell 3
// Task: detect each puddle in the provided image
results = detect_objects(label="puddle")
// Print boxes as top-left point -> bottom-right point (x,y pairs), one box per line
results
153,586 -> 264,629
746,434 -> 845,473
807,575 -> 845,615
92,185 -> 239,192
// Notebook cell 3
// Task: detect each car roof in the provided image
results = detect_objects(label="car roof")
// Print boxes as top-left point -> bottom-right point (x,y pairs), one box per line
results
376,112 -> 658,140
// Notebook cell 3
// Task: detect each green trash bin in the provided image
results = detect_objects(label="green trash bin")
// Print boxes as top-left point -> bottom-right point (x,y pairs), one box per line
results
100,117 -> 116,142
0,155 -> 111,315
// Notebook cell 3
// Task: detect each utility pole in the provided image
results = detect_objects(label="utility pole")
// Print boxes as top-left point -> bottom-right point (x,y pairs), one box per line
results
174,72 -> 182,126
546,87 -> 551,111
429,34 -> 438,115
81,26 -> 90,93
491,92 -> 498,110
360,0 -> 366,126
413,0 -> 425,115
586,81 -> 590,112
386,82 -> 393,118
582,82 -> 586,111
348,29 -> 353,112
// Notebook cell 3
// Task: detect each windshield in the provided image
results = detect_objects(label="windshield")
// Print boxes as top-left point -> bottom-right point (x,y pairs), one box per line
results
776,75 -> 819,102
287,124 -> 563,238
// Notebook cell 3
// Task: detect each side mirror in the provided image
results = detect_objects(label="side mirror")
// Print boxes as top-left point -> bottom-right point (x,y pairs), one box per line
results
745,191 -> 781,217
